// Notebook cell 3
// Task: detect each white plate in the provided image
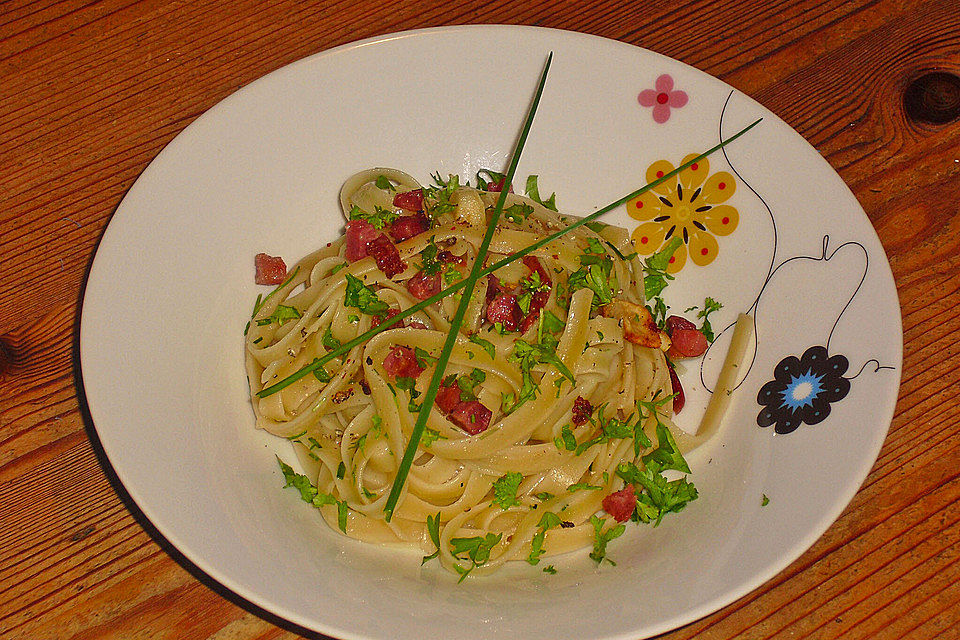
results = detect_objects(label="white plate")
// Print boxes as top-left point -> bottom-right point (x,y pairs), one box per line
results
80,26 -> 901,640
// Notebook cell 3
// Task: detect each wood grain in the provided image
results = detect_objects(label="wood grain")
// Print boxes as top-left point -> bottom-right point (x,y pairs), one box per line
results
1,0 -> 958,638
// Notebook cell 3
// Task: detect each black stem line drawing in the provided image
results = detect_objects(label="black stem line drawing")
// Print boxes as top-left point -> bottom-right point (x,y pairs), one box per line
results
846,359 -> 897,381
701,94 -> 894,395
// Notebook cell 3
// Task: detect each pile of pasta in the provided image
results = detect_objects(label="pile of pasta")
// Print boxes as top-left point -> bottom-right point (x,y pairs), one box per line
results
245,168 -> 721,577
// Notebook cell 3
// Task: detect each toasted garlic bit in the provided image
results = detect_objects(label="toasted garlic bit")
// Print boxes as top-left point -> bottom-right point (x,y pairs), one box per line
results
600,299 -> 671,351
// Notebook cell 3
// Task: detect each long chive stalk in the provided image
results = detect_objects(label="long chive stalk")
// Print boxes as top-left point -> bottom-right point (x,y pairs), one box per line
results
255,116 -> 762,400
382,53 -> 554,521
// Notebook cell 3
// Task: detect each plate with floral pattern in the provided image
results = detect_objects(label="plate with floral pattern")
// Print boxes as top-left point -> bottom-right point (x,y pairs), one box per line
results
80,25 -> 902,640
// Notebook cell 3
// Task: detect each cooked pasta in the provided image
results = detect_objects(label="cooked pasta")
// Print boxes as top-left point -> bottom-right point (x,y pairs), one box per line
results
245,168 -> 713,577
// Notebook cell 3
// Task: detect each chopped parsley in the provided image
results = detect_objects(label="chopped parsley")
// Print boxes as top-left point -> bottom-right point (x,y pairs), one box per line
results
694,296 -> 724,342
421,428 -> 446,447
567,482 -> 602,492
554,424 -> 577,451
468,334 -> 496,360
517,271 -> 550,315
643,237 -> 682,326
424,172 -> 461,216
394,376 -> 422,412
418,238 -> 443,275
503,202 -> 534,225
502,336 -> 575,414
276,457 -> 348,534
474,169 -> 505,190
450,532 -> 502,582
567,252 -> 617,311
573,403 -> 652,458
414,346 -> 438,368
322,325 -> 341,351
375,174 -> 395,191
589,515 -> 626,565
457,368 -> 487,401
256,304 -> 301,326
348,204 -> 399,229
762,494 -> 770,507
527,511 -> 561,565
524,175 -> 557,211
492,471 -> 523,509
421,512 -> 442,564
344,274 -> 389,316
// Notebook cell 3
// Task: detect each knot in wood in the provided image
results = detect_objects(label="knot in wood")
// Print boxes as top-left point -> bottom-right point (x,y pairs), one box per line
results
904,72 -> 960,125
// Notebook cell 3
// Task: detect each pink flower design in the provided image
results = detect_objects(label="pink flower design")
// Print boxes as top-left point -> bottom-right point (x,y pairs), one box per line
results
638,74 -> 689,123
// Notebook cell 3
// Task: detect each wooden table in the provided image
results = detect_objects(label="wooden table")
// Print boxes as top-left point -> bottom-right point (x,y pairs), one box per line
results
2,1 -> 958,638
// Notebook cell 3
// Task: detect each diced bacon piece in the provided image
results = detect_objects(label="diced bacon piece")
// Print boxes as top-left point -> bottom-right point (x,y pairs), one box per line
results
436,379 -> 462,414
519,290 -> 550,333
254,253 -> 286,285
519,312 -> 539,334
486,294 -> 521,331
667,329 -> 708,359
406,269 -> 441,300
571,396 -> 593,426
382,345 -> 424,380
485,274 -> 502,305
388,213 -> 430,243
668,364 -> 685,413
522,255 -> 552,286
602,485 -> 637,523
392,188 -> 424,212
448,400 -> 492,435
345,219 -> 379,261
600,299 -> 670,350
366,234 -> 406,279
665,315 -> 697,333
408,320 -> 430,330
371,308 -> 404,329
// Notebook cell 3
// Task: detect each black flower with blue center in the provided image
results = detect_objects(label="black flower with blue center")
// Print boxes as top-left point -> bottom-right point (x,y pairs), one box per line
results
757,345 -> 850,434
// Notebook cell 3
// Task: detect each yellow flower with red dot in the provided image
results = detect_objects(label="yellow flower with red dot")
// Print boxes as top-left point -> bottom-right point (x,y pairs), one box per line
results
628,154 -> 738,273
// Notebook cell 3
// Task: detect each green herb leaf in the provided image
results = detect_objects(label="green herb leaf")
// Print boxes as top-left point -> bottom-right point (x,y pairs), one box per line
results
257,304 -> 301,327
422,512 -> 442,564
761,494 -> 770,507
469,334 -> 496,360
421,428 -> 446,447
323,325 -> 341,351
503,202 -> 534,225
643,237 -> 682,300
641,423 -> 691,474
492,471 -> 523,509
337,500 -> 349,533
554,424 -> 577,451
541,310 -> 565,334
589,515 -> 625,565
567,482 -> 602,492
375,175 -> 395,191
617,461 -> 698,526
525,175 -> 557,211
457,368 -> 487,401
349,204 -> 399,229
697,296 -> 724,342
414,347 -> 438,368
344,274 -> 389,316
